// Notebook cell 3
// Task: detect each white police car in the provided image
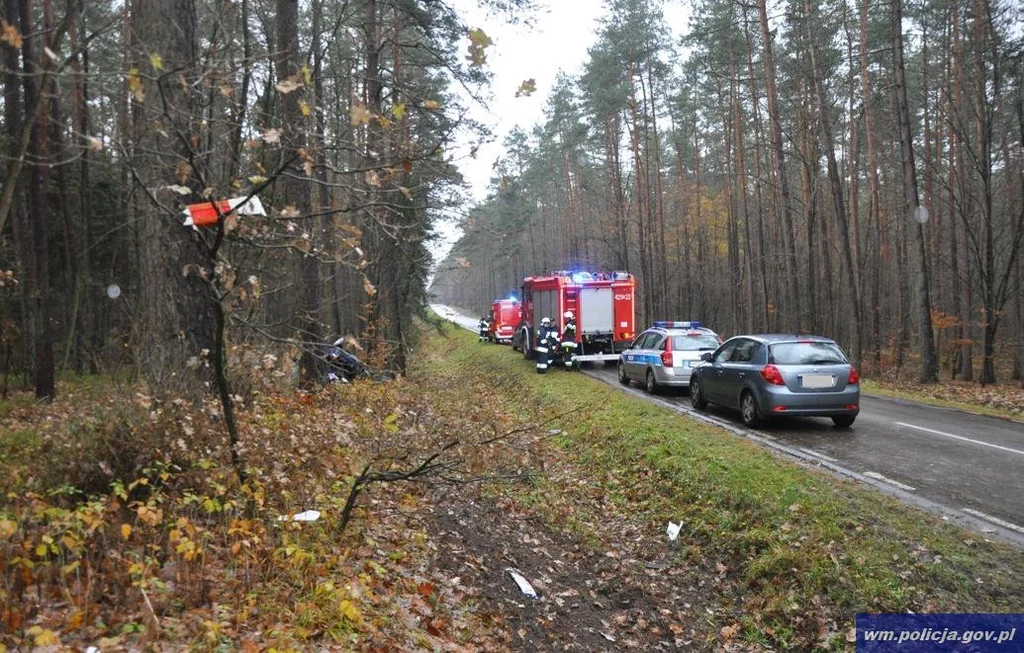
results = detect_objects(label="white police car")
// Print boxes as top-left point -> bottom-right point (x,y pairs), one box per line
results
618,321 -> 722,394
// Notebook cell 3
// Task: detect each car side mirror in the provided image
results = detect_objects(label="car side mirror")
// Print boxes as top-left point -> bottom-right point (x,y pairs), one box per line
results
701,352 -> 714,362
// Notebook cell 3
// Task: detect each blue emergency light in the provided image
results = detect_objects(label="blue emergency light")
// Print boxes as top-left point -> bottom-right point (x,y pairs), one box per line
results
570,271 -> 594,283
653,320 -> 703,330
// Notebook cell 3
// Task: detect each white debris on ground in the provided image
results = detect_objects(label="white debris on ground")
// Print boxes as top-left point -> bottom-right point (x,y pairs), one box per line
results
278,510 -> 322,522
505,567 -> 539,599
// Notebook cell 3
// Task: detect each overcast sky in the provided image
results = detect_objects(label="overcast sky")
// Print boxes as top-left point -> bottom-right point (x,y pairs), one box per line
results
433,0 -> 689,267
449,1 -> 606,201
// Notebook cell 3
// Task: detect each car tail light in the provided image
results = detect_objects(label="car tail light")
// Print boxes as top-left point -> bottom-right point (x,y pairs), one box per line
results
848,367 -> 860,384
760,364 -> 785,385
661,339 -> 673,367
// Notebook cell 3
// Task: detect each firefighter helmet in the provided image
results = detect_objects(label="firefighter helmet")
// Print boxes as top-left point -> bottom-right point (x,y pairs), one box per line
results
541,317 -> 552,326
563,311 -> 574,320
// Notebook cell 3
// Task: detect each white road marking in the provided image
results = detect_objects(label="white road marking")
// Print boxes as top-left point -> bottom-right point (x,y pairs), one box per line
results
962,508 -> 1024,535
798,447 -> 837,462
863,471 -> 917,492
895,422 -> 1024,456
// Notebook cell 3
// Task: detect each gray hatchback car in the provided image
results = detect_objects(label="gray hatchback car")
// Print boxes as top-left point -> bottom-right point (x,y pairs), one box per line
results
689,334 -> 860,428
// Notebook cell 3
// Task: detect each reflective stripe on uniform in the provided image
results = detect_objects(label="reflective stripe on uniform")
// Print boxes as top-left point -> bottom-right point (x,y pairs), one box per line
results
535,346 -> 548,353
536,363 -> 548,369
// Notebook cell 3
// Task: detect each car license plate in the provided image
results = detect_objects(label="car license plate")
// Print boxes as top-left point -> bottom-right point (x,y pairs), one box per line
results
801,374 -> 835,388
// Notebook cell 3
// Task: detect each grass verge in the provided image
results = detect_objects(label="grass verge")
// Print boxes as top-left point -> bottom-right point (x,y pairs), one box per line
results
424,324 -> 1024,649
2,320 -> 1021,651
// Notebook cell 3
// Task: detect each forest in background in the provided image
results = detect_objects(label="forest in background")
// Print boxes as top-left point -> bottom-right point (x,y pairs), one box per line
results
430,0 -> 1024,386
1,1 -> 1023,647
1,0 -> 533,402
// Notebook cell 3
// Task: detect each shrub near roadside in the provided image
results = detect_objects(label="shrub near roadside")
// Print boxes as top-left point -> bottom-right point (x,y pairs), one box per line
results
0,382 -> 350,648
0,371 -> 512,650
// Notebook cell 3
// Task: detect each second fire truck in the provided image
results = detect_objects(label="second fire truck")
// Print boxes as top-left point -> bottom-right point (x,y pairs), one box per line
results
512,271 -> 637,364
488,298 -> 522,344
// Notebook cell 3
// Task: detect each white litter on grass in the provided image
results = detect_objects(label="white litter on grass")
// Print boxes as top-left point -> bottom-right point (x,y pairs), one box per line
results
666,521 -> 681,541
278,510 -> 321,522
505,567 -> 539,599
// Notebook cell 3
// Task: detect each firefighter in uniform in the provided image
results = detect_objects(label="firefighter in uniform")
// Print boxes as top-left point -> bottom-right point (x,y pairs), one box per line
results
535,316 -> 559,373
478,315 -> 490,342
560,310 -> 578,370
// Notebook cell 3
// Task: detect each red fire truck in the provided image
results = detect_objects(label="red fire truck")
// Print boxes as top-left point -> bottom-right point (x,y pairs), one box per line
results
488,298 -> 522,344
513,271 -> 637,363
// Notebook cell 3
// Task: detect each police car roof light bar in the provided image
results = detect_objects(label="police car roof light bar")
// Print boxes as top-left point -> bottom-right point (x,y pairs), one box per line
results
653,320 -> 702,329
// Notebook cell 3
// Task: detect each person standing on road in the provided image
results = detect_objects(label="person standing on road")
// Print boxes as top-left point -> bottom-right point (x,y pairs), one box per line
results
560,311 -> 577,370
535,317 -> 559,373
478,316 -> 490,342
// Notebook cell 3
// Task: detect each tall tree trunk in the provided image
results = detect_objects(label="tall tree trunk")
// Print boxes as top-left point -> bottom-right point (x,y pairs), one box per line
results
858,0 -> 884,367
130,0 -> 218,399
0,4 -> 65,237
67,0 -> 94,374
727,24 -> 744,335
806,0 -> 863,367
21,0 -> 55,399
1011,50 -> 1024,386
968,0 -> 1012,386
645,64 -> 668,319
796,80 -> 820,335
627,61 -> 653,321
224,0 -> 252,184
607,116 -> 630,272
276,0 -> 322,384
757,0 -> 801,331
843,5 -> 862,276
360,0 -> 406,370
949,6 -> 974,381
3,0 -> 26,390
892,0 -> 939,383
741,9 -> 770,330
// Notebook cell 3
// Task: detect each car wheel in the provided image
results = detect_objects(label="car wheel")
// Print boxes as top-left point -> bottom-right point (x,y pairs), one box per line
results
522,331 -> 534,360
690,378 -> 708,410
618,363 -> 630,385
740,391 -> 763,428
832,414 -> 856,428
645,370 -> 658,394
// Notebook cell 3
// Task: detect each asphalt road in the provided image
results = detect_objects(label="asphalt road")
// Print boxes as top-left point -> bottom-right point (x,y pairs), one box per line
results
432,305 -> 1024,546
586,365 -> 1024,547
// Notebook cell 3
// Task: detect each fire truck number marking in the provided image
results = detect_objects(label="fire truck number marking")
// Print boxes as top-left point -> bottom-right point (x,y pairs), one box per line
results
614,293 -> 632,301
